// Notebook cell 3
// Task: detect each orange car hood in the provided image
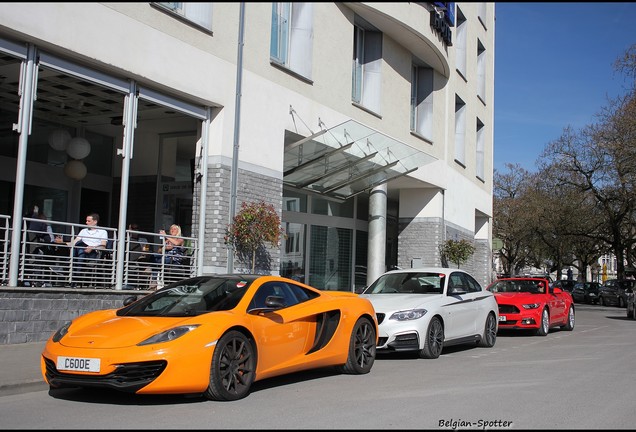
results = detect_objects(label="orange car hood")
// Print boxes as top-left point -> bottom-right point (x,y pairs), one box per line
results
60,310 -> 199,349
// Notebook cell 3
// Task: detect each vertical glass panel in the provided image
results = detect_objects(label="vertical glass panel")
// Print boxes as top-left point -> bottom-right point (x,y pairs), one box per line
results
283,189 -> 307,212
280,222 -> 306,282
309,225 -> 352,291
311,196 -> 353,217
355,229 -> 368,291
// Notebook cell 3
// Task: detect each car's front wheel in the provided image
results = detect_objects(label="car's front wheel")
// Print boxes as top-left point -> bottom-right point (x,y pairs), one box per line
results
419,316 -> 444,359
478,313 -> 497,348
204,330 -> 256,401
599,296 -> 605,306
561,305 -> 575,331
337,317 -> 376,374
618,297 -> 626,308
535,308 -> 549,336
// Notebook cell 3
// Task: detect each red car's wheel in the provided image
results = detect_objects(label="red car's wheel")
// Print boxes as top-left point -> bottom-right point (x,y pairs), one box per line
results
561,305 -> 575,331
535,308 -> 549,336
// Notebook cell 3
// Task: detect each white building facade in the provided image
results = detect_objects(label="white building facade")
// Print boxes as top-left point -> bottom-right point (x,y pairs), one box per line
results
0,2 -> 495,290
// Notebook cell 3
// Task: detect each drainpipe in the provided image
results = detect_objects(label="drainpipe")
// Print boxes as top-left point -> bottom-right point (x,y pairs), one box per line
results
8,44 -> 37,287
228,2 -> 245,273
196,108 -> 211,275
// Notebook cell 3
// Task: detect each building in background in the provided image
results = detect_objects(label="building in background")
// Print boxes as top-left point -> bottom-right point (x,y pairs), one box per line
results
0,2 -> 495,290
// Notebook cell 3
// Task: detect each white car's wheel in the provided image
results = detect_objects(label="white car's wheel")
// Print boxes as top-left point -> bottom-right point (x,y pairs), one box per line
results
419,317 -> 444,359
478,313 -> 497,347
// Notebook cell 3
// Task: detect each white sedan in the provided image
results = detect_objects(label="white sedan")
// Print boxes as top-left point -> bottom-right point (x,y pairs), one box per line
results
360,267 -> 498,359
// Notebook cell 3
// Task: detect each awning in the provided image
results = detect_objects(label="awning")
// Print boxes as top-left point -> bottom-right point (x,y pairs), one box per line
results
284,119 -> 437,200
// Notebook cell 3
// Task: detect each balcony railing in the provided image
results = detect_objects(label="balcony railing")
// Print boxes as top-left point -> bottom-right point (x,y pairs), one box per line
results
0,214 -> 198,290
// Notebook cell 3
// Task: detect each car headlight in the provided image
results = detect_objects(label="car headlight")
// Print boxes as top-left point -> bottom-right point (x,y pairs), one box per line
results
52,321 -> 72,342
522,303 -> 540,310
389,309 -> 428,321
138,325 -> 200,346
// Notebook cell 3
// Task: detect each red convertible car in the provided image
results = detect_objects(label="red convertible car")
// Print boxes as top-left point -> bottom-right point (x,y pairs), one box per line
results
486,277 -> 575,336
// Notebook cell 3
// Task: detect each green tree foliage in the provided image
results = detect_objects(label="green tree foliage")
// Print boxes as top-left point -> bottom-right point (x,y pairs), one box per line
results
225,201 -> 285,273
494,44 -> 636,280
440,239 -> 475,269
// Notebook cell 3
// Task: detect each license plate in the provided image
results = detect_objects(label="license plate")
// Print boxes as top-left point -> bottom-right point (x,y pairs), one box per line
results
499,315 -> 506,322
57,356 -> 101,373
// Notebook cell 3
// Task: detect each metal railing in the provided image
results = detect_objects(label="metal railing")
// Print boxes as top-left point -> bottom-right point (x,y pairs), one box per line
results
1,215 -> 197,290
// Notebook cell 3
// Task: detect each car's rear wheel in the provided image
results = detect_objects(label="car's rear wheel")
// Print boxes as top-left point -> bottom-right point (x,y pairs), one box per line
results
561,305 -> 575,331
337,317 -> 376,374
478,313 -> 497,347
419,316 -> 444,359
535,308 -> 549,336
599,296 -> 605,306
204,330 -> 256,401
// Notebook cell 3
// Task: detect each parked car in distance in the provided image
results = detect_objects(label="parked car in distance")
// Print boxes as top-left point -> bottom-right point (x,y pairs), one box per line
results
571,282 -> 602,304
41,274 -> 378,401
359,267 -> 498,359
598,279 -> 635,307
552,279 -> 576,293
486,277 -> 575,336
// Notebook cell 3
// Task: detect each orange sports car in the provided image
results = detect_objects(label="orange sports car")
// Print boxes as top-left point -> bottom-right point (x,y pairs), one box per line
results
41,274 -> 378,401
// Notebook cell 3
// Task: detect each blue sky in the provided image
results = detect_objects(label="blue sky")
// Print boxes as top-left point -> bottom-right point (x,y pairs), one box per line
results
494,3 -> 636,172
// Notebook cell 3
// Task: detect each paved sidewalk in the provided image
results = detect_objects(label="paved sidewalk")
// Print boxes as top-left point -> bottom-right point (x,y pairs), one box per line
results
0,342 -> 48,396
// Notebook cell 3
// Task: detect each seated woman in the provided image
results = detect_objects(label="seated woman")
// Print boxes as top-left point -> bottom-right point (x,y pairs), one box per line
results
155,224 -> 185,265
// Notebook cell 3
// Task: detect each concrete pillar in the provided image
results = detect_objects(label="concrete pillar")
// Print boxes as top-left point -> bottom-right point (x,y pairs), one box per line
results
367,183 -> 387,285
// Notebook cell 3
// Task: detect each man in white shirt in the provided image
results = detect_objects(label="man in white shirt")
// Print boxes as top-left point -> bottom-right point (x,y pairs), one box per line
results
55,213 -> 108,287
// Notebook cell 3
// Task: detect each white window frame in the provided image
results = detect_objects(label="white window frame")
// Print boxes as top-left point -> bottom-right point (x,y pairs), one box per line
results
270,2 -> 314,79
476,118 -> 485,180
410,64 -> 433,140
455,7 -> 467,79
454,95 -> 466,164
352,22 -> 382,113
154,2 -> 213,31
477,39 -> 486,103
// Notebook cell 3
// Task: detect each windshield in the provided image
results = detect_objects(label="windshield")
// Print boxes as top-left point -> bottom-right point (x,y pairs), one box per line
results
363,272 -> 445,294
118,276 -> 252,317
489,279 -> 545,294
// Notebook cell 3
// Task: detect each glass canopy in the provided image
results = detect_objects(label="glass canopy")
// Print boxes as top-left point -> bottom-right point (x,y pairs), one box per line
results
284,119 -> 437,200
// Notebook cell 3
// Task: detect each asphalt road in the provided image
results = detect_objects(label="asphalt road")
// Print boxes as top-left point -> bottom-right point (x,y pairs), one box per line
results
1,304 -> 635,430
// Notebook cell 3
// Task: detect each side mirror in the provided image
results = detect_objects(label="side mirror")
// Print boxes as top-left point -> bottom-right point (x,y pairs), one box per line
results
123,296 -> 138,306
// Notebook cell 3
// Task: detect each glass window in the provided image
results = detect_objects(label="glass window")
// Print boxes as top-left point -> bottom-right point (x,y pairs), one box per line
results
309,225 -> 352,291
410,63 -> 433,140
352,20 -> 382,112
270,3 -> 313,78
477,39 -> 486,103
476,118 -> 485,180
311,197 -> 353,217
454,95 -> 466,165
281,222 -> 306,282
455,8 -> 467,79
154,2 -> 213,31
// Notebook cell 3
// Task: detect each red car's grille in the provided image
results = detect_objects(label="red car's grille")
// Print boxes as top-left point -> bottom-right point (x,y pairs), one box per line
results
498,304 -> 519,314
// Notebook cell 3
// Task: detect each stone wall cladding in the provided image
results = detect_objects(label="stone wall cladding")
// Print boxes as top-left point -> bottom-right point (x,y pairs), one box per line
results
205,163 -> 283,274
0,288 -> 147,345
398,218 -> 491,288
398,217 -> 443,269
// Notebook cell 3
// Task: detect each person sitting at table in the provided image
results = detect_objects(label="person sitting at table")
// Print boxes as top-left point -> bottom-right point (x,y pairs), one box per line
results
155,224 -> 185,265
54,212 -> 108,287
